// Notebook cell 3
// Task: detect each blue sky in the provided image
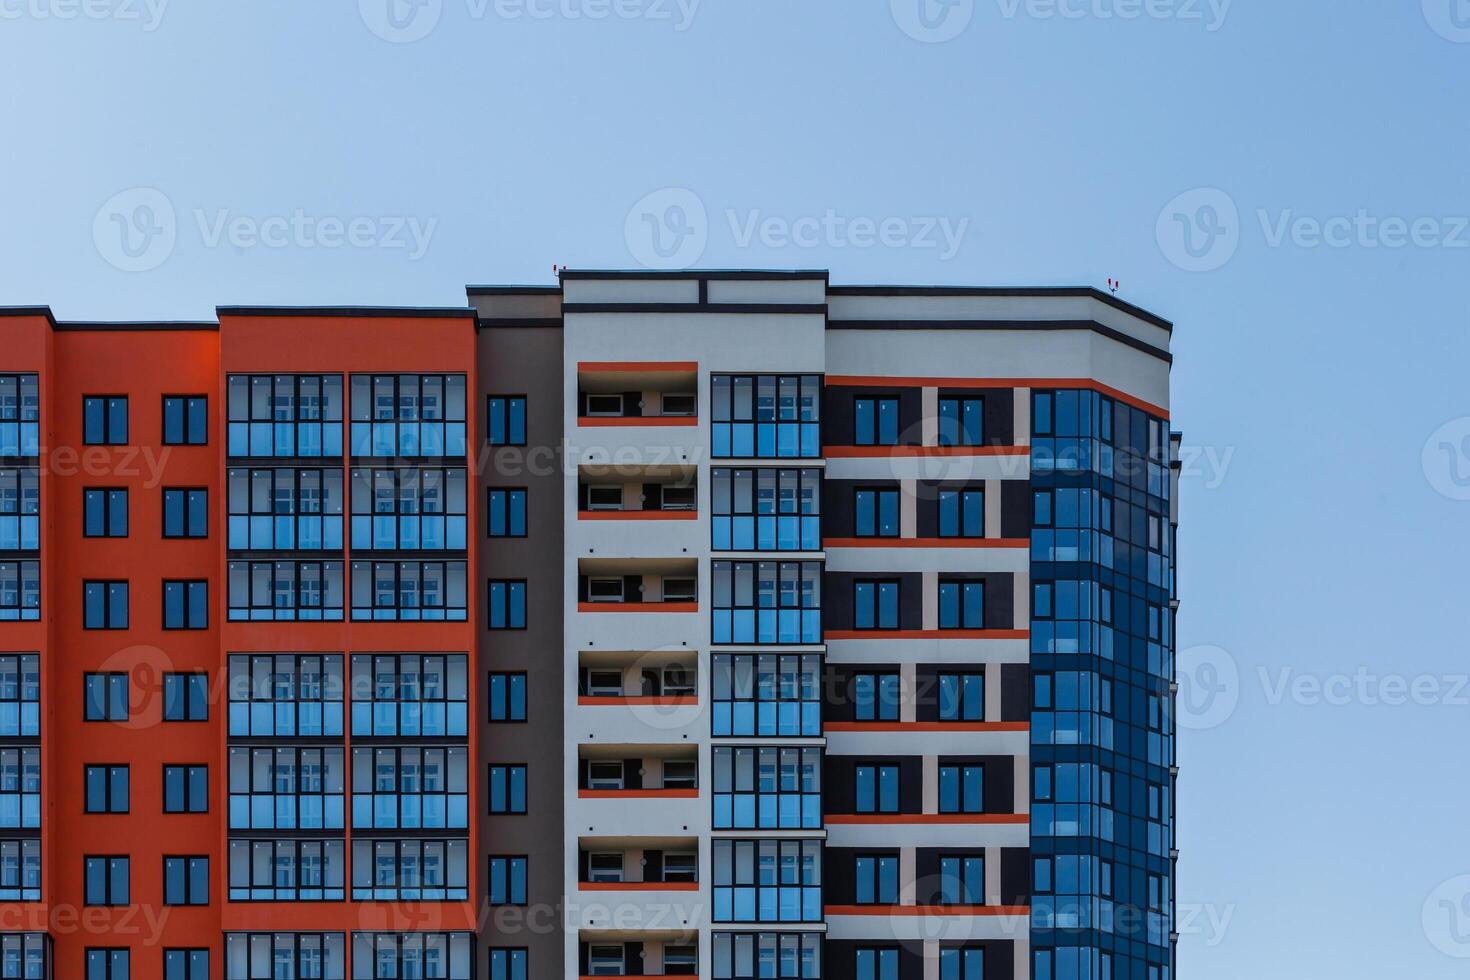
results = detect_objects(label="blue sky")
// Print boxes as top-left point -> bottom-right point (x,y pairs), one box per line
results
4,0 -> 1470,975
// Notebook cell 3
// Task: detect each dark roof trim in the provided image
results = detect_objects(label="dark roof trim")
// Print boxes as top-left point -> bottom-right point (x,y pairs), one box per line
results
828,286 -> 1172,332
55,321 -> 219,332
563,303 -> 827,316
828,318 -> 1171,364
476,317 -> 564,330
465,286 -> 562,296
217,306 -> 476,319
560,269 -> 829,281
0,307 -> 58,328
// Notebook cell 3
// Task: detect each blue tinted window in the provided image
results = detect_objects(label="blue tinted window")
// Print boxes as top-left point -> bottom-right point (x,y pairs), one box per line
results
488,856 -> 527,905
854,580 -> 899,630
938,581 -> 984,630
939,764 -> 984,813
487,397 -> 527,446
487,489 -> 527,537
83,581 -> 128,629
488,580 -> 526,630
163,396 -> 208,446
83,489 -> 127,537
83,397 -> 127,446
488,673 -> 526,722
488,765 -> 527,814
489,949 -> 527,980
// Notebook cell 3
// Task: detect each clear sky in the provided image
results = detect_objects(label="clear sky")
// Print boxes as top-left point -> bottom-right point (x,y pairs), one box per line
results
4,1 -> 1469,976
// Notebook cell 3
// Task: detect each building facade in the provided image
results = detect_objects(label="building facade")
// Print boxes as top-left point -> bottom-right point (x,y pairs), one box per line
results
0,271 -> 1177,980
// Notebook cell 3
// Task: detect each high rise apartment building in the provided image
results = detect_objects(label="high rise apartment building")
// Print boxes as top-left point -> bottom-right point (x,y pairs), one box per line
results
0,270 -> 1178,980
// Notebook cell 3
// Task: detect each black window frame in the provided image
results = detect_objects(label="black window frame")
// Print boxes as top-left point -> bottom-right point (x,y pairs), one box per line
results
86,948 -> 130,980
487,579 -> 527,630
162,487 -> 210,539
487,764 -> 527,814
937,487 -> 985,539
486,488 -> 528,538
853,578 -> 900,631
82,580 -> 128,630
486,395 -> 527,447
162,579 -> 209,630
162,765 -> 209,814
853,396 -> 899,447
162,395 -> 209,447
162,855 -> 210,906
487,855 -> 528,906
163,947 -> 210,980
163,672 -> 210,722
487,672 -> 527,723
854,852 -> 899,905
83,856 -> 129,906
83,764 -> 129,814
83,672 -> 128,722
82,396 -> 128,446
854,487 -> 900,538
82,487 -> 128,538
937,395 -> 984,447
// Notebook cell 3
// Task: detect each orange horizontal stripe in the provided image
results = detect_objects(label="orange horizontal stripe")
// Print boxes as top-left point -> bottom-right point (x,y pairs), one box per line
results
577,416 -> 698,427
825,813 -> 1029,825
823,444 -> 1029,458
824,537 -> 1029,549
826,629 -> 1029,641
577,881 -> 700,892
826,721 -> 1029,733
577,510 -> 699,521
577,696 -> 699,707
579,361 -> 699,373
578,602 -> 699,613
824,375 -> 1168,419
826,904 -> 1029,917
578,788 -> 699,799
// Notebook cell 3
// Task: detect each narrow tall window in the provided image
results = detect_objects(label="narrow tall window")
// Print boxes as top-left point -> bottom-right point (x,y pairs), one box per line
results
487,396 -> 527,446
83,489 -> 128,538
163,580 -> 208,630
83,581 -> 128,629
162,396 -> 208,446
83,396 -> 127,445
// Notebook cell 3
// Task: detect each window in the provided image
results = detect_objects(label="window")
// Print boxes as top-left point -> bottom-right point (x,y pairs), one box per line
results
855,853 -> 898,904
711,560 -> 823,645
712,838 -> 822,923
84,765 -> 128,813
0,375 -> 40,458
854,397 -> 899,446
230,559 -> 345,621
488,673 -> 527,722
83,672 -> 127,723
487,856 -> 527,905
938,488 -> 984,538
710,467 -> 821,551
663,760 -> 697,790
938,580 -> 984,630
712,934 -> 821,980
83,396 -> 127,445
587,945 -> 624,976
854,672 -> 900,722
0,468 -> 39,551
351,839 -> 467,901
711,653 -> 821,738
164,673 -> 209,721
586,852 -> 623,882
938,764 -> 984,813
939,947 -> 985,980
163,396 -> 208,446
0,656 -> 37,739
227,467 -> 344,550
665,945 -> 697,976
711,374 -> 821,459
0,562 -> 39,621
938,396 -> 983,446
938,855 -> 985,904
86,949 -> 129,980
350,746 -> 469,830
229,654 -> 344,738
350,374 -> 469,458
854,488 -> 899,538
227,746 -> 346,831
227,373 -> 345,458
164,948 -> 209,980
855,764 -> 899,814
349,467 -> 468,550
712,746 -> 821,830
162,488 -> 209,538
586,577 -> 623,603
350,560 -> 467,621
350,654 -> 467,738
84,856 -> 128,905
0,840 -> 40,901
487,396 -> 526,446
163,766 -> 208,813
585,485 -> 621,511
0,748 -> 40,828
83,488 -> 127,537
351,933 -> 472,980
487,488 -> 527,537
229,839 -> 346,902
224,933 -> 347,980
1033,489 -> 1052,526
488,949 -> 527,980
163,580 -> 209,630
938,673 -> 985,722
855,948 -> 898,980
854,579 -> 899,630
488,765 -> 526,814
662,576 -> 697,603
487,580 -> 526,629
83,581 -> 128,629
664,851 -> 697,882
586,761 -> 623,791
934,578 -> 981,631
163,856 -> 209,905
